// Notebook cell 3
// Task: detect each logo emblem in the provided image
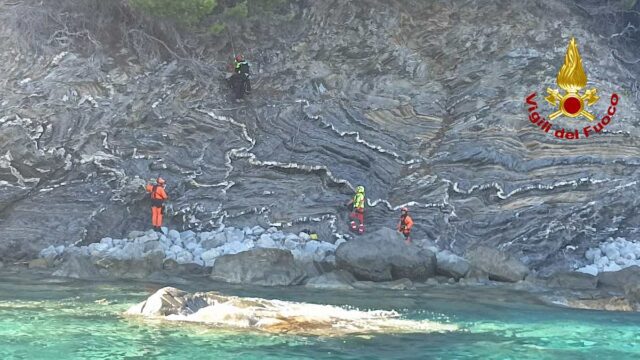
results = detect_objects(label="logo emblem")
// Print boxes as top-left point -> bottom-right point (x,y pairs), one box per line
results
525,37 -> 620,140
544,37 -> 599,121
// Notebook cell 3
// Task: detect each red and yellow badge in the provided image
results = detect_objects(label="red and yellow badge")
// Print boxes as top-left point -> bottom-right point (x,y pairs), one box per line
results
525,37 -> 620,140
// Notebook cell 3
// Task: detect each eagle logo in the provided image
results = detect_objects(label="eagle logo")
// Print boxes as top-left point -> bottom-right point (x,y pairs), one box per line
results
544,37 -> 599,121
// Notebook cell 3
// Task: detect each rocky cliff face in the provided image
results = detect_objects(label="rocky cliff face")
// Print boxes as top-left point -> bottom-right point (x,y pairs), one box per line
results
0,0 -> 639,274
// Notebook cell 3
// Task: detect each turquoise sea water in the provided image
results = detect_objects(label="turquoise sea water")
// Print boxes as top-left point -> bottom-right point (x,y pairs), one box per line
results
1,272 -> 639,360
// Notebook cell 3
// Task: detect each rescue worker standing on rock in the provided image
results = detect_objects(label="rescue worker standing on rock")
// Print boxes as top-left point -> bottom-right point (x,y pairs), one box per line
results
145,177 -> 168,232
397,207 -> 414,244
345,185 -> 366,235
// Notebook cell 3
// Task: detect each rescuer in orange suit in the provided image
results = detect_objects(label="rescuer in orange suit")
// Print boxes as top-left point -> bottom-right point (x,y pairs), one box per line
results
397,207 -> 414,244
145,177 -> 168,232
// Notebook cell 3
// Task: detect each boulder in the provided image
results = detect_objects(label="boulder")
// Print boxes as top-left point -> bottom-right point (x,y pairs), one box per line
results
603,243 -> 620,261
576,264 -> 599,276
603,263 -> 622,273
91,249 -> 165,279
168,230 -> 182,244
100,237 -> 113,247
143,240 -> 161,253
256,234 -> 278,249
598,266 -> 640,290
225,228 -> 245,243
88,242 -> 110,257
201,248 -> 223,266
546,271 -> 598,290
180,230 -> 197,242
283,237 -> 301,250
210,248 -> 306,286
595,256 -> 610,269
162,259 -> 209,276
53,253 -> 101,279
219,240 -> 253,255
585,248 -> 602,262
335,228 -> 436,281
39,245 -> 59,263
296,257 -> 336,279
435,250 -> 470,279
185,242 -> 199,252
305,270 -> 356,290
175,251 -> 194,265
169,245 -> 184,254
200,232 -> 226,250
121,242 -> 144,260
466,246 -> 529,282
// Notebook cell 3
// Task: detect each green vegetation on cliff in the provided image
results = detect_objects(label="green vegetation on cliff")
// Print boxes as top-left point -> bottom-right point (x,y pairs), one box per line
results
128,0 -> 288,27
129,0 -> 218,25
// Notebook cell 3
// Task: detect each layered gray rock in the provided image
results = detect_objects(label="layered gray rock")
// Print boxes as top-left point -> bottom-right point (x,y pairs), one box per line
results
210,248 -> 306,286
92,249 -> 165,279
0,0 -> 638,277
466,246 -> 529,283
335,228 -> 436,281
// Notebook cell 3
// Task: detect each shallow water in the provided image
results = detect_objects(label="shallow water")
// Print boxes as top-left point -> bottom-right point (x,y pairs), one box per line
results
1,272 -> 639,360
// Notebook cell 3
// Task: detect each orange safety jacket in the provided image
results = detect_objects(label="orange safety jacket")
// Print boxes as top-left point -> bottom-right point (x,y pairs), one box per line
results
146,184 -> 168,207
398,214 -> 414,234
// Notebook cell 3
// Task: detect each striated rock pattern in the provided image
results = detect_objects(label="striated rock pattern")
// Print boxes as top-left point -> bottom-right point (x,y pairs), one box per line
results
0,0 -> 639,275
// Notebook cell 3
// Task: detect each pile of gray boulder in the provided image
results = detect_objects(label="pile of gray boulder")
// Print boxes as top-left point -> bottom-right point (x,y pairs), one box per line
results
35,225 -> 535,288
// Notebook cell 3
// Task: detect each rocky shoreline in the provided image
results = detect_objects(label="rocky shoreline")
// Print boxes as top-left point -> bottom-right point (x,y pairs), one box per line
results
13,225 -> 640,314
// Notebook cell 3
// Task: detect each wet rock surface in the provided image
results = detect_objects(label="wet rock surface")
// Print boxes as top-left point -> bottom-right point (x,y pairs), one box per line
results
0,0 -> 639,277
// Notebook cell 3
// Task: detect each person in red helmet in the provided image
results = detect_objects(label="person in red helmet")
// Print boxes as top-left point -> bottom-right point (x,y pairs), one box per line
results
397,207 -> 414,244
145,177 -> 168,232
